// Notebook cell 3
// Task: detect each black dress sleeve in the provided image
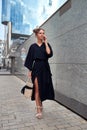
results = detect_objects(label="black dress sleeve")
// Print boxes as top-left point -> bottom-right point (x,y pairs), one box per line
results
24,45 -> 34,71
46,43 -> 53,58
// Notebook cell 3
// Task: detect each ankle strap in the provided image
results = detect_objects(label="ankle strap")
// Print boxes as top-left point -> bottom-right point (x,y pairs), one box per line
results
36,106 -> 43,109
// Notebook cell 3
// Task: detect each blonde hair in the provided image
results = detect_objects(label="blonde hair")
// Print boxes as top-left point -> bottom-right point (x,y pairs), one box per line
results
33,27 -> 45,35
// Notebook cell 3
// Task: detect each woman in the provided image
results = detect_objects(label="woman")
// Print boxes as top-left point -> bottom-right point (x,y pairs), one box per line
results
24,27 -> 55,119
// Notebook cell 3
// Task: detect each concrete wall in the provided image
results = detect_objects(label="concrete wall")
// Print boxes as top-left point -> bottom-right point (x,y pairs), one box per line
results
15,0 -> 87,119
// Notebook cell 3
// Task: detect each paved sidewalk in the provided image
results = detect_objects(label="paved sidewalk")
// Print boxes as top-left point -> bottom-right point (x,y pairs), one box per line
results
0,75 -> 87,130
0,69 -> 11,75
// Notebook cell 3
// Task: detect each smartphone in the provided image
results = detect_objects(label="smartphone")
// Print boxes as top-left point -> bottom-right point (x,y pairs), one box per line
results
43,35 -> 46,41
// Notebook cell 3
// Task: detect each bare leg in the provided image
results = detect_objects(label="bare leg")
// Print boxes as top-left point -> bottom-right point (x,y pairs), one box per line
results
34,77 -> 43,118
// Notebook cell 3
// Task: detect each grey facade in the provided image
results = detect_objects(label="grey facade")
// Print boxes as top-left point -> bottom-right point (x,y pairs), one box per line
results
15,0 -> 87,119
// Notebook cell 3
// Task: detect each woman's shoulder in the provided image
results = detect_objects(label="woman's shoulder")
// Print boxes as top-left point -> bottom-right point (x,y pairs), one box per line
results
28,43 -> 36,50
30,43 -> 37,48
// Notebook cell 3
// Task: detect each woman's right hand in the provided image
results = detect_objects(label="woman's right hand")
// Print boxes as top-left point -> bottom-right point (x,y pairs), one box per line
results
28,71 -> 32,78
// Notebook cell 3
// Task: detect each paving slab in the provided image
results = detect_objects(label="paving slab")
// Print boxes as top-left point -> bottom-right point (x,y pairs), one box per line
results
0,75 -> 86,130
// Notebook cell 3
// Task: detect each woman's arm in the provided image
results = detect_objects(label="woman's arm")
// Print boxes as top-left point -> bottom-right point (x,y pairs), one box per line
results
24,45 -> 34,71
43,35 -> 53,57
44,35 -> 51,54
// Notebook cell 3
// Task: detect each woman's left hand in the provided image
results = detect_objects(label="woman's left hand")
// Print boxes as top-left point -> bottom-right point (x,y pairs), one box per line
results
43,35 -> 47,44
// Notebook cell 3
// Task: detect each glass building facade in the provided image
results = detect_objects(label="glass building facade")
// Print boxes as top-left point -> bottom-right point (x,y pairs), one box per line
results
2,0 -> 68,35
2,0 -> 10,23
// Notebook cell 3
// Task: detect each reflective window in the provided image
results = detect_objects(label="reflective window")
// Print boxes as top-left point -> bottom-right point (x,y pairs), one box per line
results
2,0 -> 68,35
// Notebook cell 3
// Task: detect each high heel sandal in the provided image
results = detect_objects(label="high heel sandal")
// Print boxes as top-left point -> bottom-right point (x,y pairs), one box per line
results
35,106 -> 43,119
36,113 -> 42,119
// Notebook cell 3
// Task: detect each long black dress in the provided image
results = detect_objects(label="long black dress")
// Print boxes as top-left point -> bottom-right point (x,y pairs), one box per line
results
24,43 -> 55,102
